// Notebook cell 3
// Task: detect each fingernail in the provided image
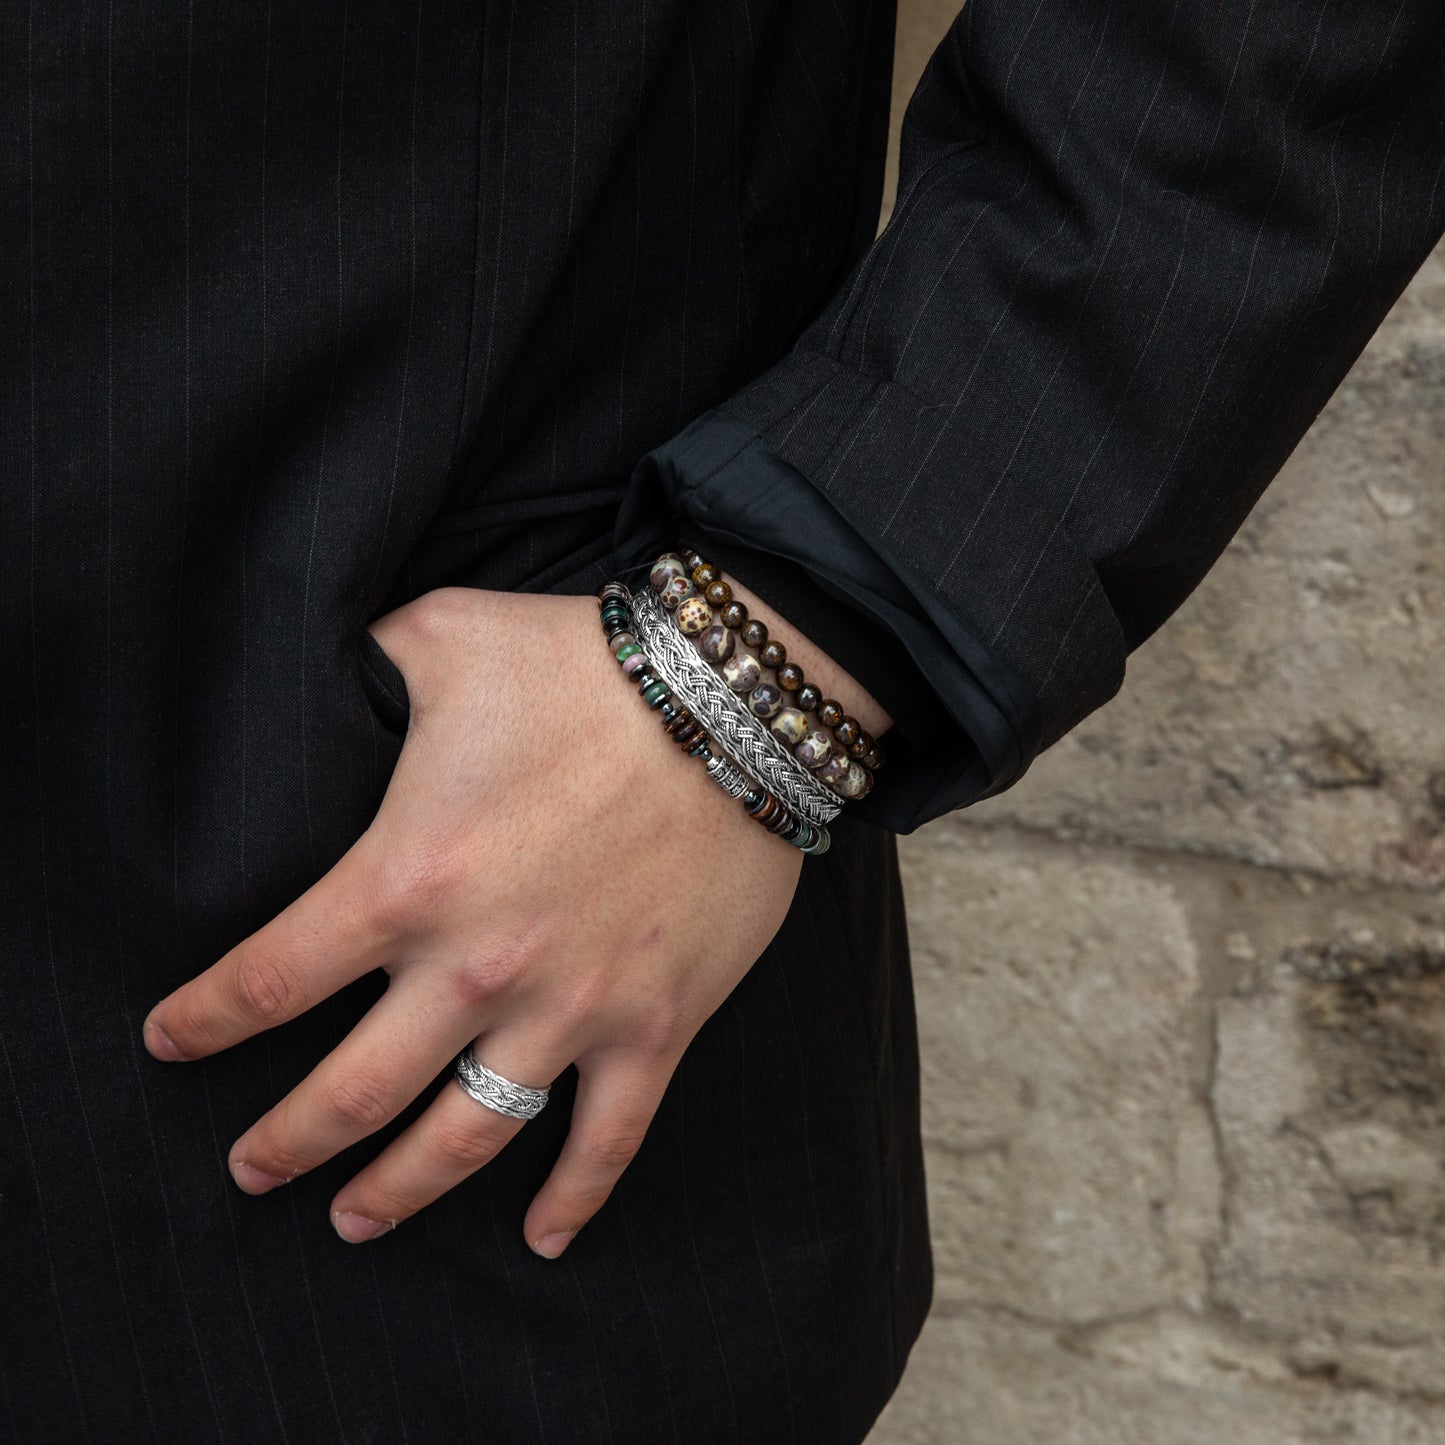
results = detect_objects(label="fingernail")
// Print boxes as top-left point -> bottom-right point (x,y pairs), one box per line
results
232,1161 -> 290,1193
144,1018 -> 182,1061
531,1229 -> 576,1259
332,1210 -> 393,1244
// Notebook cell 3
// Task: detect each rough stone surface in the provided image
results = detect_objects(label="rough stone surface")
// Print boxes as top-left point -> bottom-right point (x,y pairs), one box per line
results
963,247 -> 1445,887
871,829 -> 1445,1443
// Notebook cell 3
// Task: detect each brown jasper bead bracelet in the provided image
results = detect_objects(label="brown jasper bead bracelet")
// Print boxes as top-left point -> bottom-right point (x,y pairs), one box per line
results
596,582 -> 831,855
646,547 -> 880,801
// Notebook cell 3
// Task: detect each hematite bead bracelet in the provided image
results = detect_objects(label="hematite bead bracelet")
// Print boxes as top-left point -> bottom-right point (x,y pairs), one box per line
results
597,582 -> 831,856
646,549 -> 879,801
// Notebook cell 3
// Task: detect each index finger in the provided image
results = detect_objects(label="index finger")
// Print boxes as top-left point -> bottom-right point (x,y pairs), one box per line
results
144,833 -> 399,1060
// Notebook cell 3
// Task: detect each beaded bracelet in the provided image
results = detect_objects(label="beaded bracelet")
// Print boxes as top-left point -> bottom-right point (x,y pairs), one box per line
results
597,582 -> 831,856
629,583 -> 842,825
648,548 -> 878,801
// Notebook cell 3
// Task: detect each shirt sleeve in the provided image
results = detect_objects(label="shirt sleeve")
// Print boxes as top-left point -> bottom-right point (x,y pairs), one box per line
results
614,0 -> 1445,834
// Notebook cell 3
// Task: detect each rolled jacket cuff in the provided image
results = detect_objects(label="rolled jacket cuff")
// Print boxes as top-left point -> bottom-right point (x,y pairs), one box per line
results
612,408 -> 1039,833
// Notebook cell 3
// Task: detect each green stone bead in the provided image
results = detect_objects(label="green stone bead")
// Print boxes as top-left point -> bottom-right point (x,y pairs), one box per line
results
641,680 -> 670,706
614,642 -> 642,663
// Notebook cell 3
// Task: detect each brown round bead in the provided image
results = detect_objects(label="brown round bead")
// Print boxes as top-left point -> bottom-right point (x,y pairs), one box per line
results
776,662 -> 805,692
690,563 -> 720,589
740,618 -> 768,650
721,601 -> 747,630
704,580 -> 732,607
796,683 -> 822,713
848,729 -> 875,759
859,743 -> 885,770
818,698 -> 844,728
834,716 -> 861,748
759,640 -> 787,670
682,549 -> 706,572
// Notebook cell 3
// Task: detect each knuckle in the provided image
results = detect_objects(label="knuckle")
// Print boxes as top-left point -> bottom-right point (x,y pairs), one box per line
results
233,951 -> 301,1023
371,840 -> 469,934
633,1005 -> 688,1060
322,1069 -> 403,1133
582,1126 -> 648,1172
449,924 -> 547,1012
429,1116 -> 505,1171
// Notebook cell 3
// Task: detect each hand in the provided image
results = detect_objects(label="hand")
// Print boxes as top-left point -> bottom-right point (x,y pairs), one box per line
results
141,585 -> 804,1256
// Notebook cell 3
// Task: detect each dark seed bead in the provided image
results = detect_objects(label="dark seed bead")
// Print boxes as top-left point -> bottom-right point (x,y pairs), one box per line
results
742,786 -> 765,808
632,668 -> 658,689
672,719 -> 705,747
818,698 -> 844,729
848,729 -> 874,760
859,743 -> 885,770
691,563 -> 720,589
721,601 -> 748,630
659,701 -> 679,722
603,617 -> 631,636
759,640 -> 786,671
704,580 -> 732,607
834,716 -> 861,749
686,735 -> 711,757
740,618 -> 768,650
777,662 -> 805,692
796,683 -> 822,713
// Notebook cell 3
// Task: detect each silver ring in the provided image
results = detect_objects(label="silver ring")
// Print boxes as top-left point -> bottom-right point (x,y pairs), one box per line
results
454,1043 -> 550,1121
628,585 -> 843,825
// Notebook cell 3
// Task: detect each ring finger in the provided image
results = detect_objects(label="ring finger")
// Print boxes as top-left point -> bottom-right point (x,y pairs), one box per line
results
327,1027 -> 571,1243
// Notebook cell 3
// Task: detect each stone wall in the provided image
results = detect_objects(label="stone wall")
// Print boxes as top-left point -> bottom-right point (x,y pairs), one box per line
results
870,5 -> 1445,1441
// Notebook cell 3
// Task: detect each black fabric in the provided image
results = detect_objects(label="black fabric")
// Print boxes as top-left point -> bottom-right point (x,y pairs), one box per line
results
616,0 -> 1445,832
0,4 -> 928,1443
5,0 -> 1443,1440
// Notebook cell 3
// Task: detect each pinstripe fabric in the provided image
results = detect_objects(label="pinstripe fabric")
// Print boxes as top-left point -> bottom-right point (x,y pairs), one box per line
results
615,0 -> 1445,833
1,3 -> 924,1442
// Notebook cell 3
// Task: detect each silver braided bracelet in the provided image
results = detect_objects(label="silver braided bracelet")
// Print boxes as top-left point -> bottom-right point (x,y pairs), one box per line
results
630,584 -> 843,826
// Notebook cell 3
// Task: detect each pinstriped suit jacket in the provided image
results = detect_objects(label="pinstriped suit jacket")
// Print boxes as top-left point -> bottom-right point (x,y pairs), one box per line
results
2,2 -> 1441,1441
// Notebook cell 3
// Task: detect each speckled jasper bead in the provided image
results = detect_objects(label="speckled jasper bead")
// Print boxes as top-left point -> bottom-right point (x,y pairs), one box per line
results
794,729 -> 832,769
649,555 -> 688,591
659,574 -> 694,609
748,681 -> 783,719
769,707 -> 809,744
835,760 -> 873,799
676,596 -> 713,635
696,622 -> 735,664
721,650 -> 761,692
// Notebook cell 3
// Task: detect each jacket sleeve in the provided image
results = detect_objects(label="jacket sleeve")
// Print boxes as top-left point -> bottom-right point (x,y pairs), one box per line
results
613,0 -> 1445,834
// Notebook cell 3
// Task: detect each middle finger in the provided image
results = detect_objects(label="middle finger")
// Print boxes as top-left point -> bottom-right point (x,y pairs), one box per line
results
227,967 -> 483,1192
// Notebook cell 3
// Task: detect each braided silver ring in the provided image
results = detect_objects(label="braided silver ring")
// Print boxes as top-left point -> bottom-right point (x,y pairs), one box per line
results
454,1043 -> 550,1121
